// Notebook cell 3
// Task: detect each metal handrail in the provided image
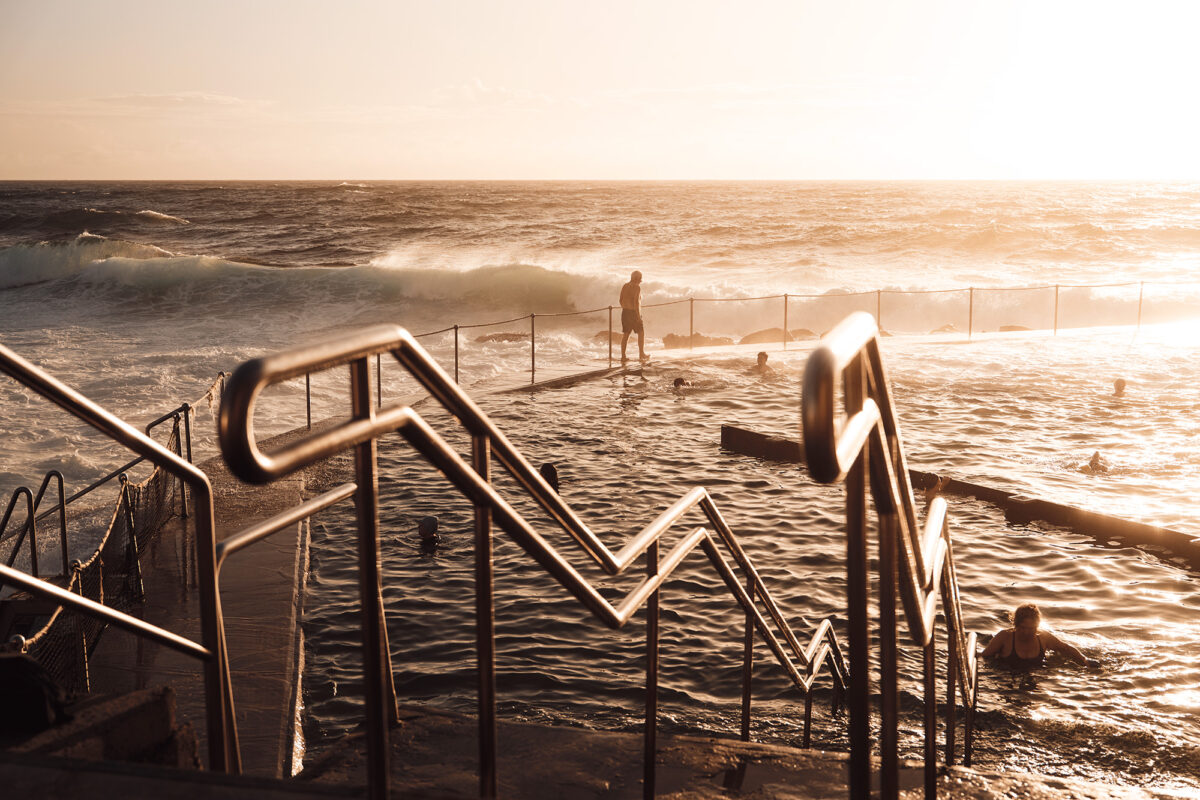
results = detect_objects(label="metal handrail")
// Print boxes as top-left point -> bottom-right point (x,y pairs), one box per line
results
802,312 -> 979,800
0,343 -> 240,773
219,324 -> 850,800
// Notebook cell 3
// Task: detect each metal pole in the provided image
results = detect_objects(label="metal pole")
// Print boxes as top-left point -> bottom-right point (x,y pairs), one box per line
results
1053,285 -> 1060,335
946,612 -> 958,765
54,473 -> 67,576
967,287 -> 974,340
376,353 -> 382,407
530,314 -> 536,385
181,404 -> 192,519
349,357 -> 389,800
305,373 -> 311,430
454,324 -> 460,384
924,627 -> 937,800
845,355 -> 871,800
1136,281 -> 1144,331
644,539 -> 660,800
782,294 -> 789,351
472,434 -> 498,798
689,298 -> 695,350
118,475 -> 141,599
608,306 -> 614,368
876,289 -> 881,329
741,572 -> 753,741
879,514 -> 899,800
173,415 -> 189,519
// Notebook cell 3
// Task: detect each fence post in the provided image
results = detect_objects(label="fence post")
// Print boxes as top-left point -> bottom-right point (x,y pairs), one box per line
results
844,354 -> 871,800
454,324 -> 460,384
376,353 -> 382,407
608,306 -> 614,368
530,314 -> 536,385
1053,285 -> 1060,335
876,290 -> 882,331
305,373 -> 311,430
118,475 -> 143,601
967,288 -> 974,340
1136,281 -> 1144,332
173,415 -> 189,520
181,403 -> 193,519
878,515 -> 899,800
782,294 -> 789,351
689,298 -> 695,350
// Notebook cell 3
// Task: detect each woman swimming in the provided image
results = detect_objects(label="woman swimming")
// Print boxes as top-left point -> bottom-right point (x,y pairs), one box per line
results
981,603 -> 1096,669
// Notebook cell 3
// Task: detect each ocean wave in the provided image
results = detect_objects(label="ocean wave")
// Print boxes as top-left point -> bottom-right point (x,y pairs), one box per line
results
0,234 -> 172,288
135,209 -> 191,224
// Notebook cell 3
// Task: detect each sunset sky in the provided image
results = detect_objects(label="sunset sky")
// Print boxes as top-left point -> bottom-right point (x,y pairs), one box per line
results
2,0 -> 1198,180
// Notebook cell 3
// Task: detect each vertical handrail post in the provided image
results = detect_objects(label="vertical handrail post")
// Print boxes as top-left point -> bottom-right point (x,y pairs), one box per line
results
305,373 -> 312,430
644,539 -> 660,800
782,294 -> 789,350
173,415 -> 190,519
454,324 -> 460,384
740,571 -> 753,741
181,404 -> 193,518
1053,284 -> 1060,335
608,306 -> 614,368
878,514 -> 899,800
1136,281 -> 1144,332
118,475 -> 142,599
530,314 -> 536,385
844,354 -> 871,800
924,626 -> 937,800
376,353 -> 382,407
967,287 -> 974,340
349,357 -> 390,800
946,603 -> 959,766
689,297 -> 695,350
472,434 -> 498,799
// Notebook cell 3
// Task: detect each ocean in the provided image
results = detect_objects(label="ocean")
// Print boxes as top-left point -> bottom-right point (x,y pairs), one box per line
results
1,181 -> 1198,792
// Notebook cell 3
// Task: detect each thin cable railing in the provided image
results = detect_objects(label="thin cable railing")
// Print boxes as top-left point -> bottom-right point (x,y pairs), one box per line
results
218,323 -> 851,800
801,312 -> 980,800
0,342 -> 240,774
299,277 -> 1200,422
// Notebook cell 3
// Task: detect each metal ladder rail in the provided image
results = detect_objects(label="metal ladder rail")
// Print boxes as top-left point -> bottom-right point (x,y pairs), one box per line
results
802,311 -> 980,800
0,342 -> 240,774
218,324 -> 851,800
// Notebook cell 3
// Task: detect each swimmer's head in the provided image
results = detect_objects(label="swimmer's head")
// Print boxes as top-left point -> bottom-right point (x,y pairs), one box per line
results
418,515 -> 439,540
1011,603 -> 1041,632
1113,378 -> 1126,396
673,377 -> 687,388
757,351 -> 768,366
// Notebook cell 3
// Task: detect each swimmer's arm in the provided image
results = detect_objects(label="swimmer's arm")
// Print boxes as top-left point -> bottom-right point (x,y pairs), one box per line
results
980,630 -> 1009,658
1043,631 -> 1092,667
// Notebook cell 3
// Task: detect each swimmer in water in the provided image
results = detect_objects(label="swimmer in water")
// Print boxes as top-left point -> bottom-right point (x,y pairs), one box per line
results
1113,378 -> 1126,397
1080,451 -> 1107,474
981,603 -> 1096,669
673,377 -> 691,390
749,351 -> 774,376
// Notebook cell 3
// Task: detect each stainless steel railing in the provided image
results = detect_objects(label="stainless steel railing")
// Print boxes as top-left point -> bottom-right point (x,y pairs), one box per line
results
0,342 -> 240,774
802,312 -> 980,800
218,323 -> 850,800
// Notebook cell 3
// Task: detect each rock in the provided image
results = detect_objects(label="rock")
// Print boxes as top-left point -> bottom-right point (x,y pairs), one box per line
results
475,332 -> 528,343
738,328 -> 792,345
662,332 -> 735,349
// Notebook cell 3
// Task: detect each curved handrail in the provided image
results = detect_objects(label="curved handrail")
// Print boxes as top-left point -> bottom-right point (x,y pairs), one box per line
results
0,342 -> 239,773
802,311 -> 979,800
219,324 -> 849,800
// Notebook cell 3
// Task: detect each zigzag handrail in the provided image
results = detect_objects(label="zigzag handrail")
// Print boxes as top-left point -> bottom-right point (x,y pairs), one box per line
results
802,311 -> 980,800
218,323 -> 850,800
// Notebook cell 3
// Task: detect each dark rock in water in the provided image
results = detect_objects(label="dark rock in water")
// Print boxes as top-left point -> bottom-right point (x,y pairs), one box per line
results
476,332 -> 527,343
739,327 -> 792,345
999,324 -> 1032,332
930,324 -> 959,334
662,332 -> 735,349
592,331 -> 623,345
788,328 -> 817,340
720,425 -> 803,463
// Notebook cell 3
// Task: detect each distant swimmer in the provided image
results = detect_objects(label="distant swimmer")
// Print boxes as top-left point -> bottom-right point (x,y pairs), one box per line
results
981,603 -> 1096,669
749,351 -> 775,376
1080,451 -> 1108,474
417,515 -> 439,553
673,377 -> 691,389
1113,378 -> 1126,397
619,270 -> 647,365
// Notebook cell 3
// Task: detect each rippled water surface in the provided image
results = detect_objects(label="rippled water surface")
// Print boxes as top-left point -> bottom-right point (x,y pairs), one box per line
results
303,324 -> 1200,793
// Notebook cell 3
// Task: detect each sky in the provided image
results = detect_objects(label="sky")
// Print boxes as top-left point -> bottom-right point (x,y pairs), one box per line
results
2,0 -> 1199,180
